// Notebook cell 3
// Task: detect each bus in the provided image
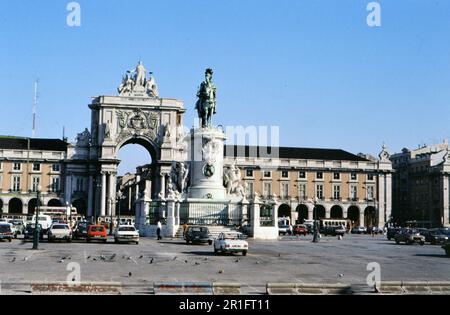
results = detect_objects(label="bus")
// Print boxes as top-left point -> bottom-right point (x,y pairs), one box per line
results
320,219 -> 349,229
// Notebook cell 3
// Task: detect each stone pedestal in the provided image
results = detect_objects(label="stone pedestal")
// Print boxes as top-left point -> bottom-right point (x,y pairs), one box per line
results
187,127 -> 227,200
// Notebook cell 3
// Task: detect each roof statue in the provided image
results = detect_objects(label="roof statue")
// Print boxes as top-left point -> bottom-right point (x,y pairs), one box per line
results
118,61 -> 159,98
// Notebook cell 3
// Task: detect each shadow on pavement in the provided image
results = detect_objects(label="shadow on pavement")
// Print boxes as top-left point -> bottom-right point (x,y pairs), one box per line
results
414,254 -> 449,259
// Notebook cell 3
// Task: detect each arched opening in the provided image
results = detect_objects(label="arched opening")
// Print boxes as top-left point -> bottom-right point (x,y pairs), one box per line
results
117,140 -> 155,217
364,206 -> 376,227
28,198 -> 38,215
8,198 -> 23,214
0,199 -> 3,216
330,205 -> 343,219
348,206 -> 360,226
296,204 -> 309,224
48,199 -> 62,207
73,199 -> 87,217
313,205 -> 326,220
278,204 -> 291,218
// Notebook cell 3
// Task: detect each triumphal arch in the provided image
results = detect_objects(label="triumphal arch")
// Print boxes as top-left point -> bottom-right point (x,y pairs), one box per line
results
65,62 -> 187,220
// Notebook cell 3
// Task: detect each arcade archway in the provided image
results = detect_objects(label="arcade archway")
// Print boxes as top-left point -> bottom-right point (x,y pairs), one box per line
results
296,204 -> 309,224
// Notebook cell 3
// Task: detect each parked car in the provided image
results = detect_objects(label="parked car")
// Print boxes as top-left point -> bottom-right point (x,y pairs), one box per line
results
321,226 -> 346,237
367,226 -> 384,235
430,229 -> 450,245
387,227 -> 401,240
394,229 -> 425,245
86,225 -> 108,243
48,224 -> 72,243
24,223 -> 44,240
278,224 -> 291,236
0,223 -> 14,242
442,242 -> 450,257
114,225 -> 139,244
31,215 -> 53,233
73,221 -> 90,240
420,228 -> 439,243
184,226 -> 213,245
9,219 -> 26,237
351,226 -> 367,234
293,224 -> 309,236
214,232 -> 248,256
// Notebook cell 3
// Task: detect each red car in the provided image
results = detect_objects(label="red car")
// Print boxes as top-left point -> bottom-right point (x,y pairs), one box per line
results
293,224 -> 309,236
86,225 -> 108,243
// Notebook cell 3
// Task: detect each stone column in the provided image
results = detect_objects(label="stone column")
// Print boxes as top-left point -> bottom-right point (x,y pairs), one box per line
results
107,173 -> 113,217
251,201 -> 261,230
100,172 -> 106,217
384,173 -> 392,227
378,174 -> 386,227
241,199 -> 249,227
160,173 -> 166,199
443,175 -> 449,227
166,198 -> 176,237
325,205 -> 331,219
87,175 -> 93,217
110,173 -> 117,216
308,206 -> 313,221
175,201 -> 181,226
359,211 -> 365,227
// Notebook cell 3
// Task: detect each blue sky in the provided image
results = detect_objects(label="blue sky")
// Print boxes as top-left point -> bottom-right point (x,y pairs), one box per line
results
1,0 -> 449,175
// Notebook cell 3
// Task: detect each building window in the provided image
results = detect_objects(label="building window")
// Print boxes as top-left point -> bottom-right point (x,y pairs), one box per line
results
298,184 -> 307,200
333,172 -> 340,180
51,177 -> 60,193
281,182 -> 289,199
333,185 -> 341,200
76,178 -> 84,192
246,169 -> 253,178
367,173 -> 375,181
12,176 -> 21,192
316,184 -> 324,200
263,182 -> 272,198
13,163 -> 21,171
351,172 -> 357,180
263,171 -> 271,178
32,163 -> 41,172
246,182 -> 254,198
367,186 -> 374,200
52,164 -> 61,172
316,172 -> 323,180
281,171 -> 289,178
299,171 -> 306,179
31,177 -> 40,192
350,185 -> 358,200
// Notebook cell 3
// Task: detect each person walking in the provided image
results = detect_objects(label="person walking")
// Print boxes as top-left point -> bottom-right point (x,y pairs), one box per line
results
156,220 -> 162,240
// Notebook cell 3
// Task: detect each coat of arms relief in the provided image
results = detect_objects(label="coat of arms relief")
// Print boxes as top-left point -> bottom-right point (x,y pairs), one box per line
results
115,109 -> 159,145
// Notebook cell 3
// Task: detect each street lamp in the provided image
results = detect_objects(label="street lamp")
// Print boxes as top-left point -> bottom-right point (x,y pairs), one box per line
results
116,191 -> 125,227
108,197 -> 114,235
312,197 -> 319,243
32,187 -> 42,250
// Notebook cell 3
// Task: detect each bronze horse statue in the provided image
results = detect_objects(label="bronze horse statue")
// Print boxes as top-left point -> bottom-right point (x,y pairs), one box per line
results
195,68 -> 217,128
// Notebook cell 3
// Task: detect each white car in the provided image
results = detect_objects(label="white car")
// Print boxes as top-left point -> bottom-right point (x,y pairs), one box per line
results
214,232 -> 248,256
48,223 -> 72,242
114,225 -> 139,244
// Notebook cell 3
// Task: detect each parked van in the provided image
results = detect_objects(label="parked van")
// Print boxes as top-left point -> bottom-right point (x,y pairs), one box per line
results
31,215 -> 53,233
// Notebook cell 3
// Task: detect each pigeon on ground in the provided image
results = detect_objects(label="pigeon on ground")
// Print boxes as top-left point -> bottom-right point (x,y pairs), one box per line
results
184,260 -> 188,264
128,272 -> 132,277
195,262 -> 200,265
139,255 -> 144,259
100,255 -> 106,261
149,258 -> 154,264
110,254 -> 116,260
23,257 -> 28,262
235,258 -> 240,263
59,259 -> 64,263
86,255 -> 91,259
10,257 -> 16,263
